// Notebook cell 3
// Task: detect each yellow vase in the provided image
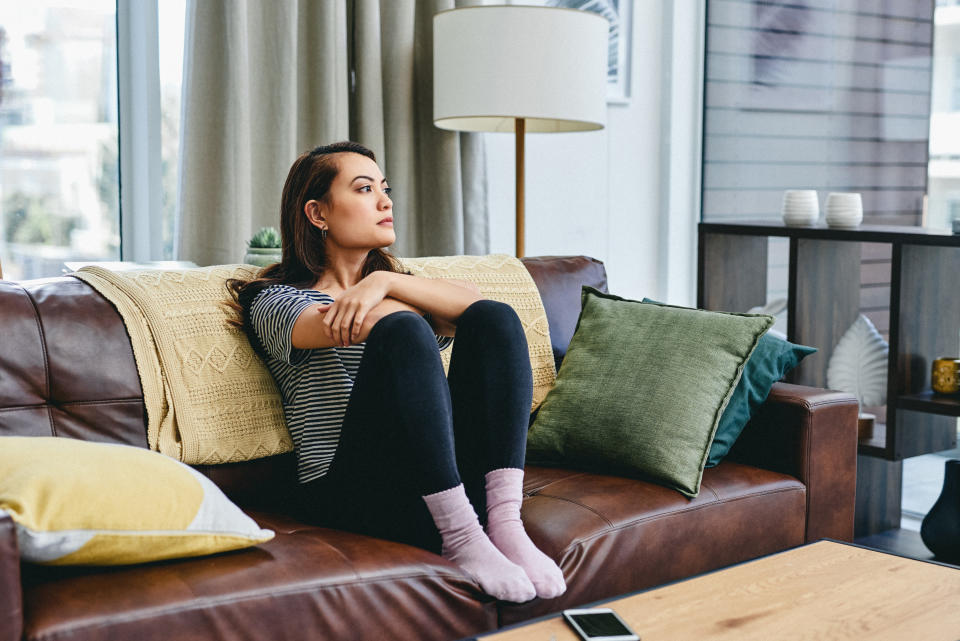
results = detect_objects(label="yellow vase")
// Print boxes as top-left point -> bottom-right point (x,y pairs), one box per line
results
932,358 -> 960,395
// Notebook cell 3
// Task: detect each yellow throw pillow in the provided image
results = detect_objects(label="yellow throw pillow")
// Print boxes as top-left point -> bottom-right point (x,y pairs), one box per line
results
0,436 -> 274,566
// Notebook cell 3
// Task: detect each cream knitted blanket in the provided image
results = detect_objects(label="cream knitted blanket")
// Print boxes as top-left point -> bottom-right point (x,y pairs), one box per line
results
400,254 -> 556,410
73,255 -> 555,464
72,265 -> 292,464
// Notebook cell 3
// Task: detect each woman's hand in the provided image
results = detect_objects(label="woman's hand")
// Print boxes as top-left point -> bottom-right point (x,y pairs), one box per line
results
316,272 -> 392,346
348,298 -> 424,345
316,297 -> 422,346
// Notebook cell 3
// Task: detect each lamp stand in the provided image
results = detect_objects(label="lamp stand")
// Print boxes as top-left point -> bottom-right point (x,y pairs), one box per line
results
515,117 -> 525,258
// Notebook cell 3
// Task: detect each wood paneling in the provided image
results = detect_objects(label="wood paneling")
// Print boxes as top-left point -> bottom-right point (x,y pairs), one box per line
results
698,232 -> 768,313
698,221 -> 960,536
708,26 -> 931,65
893,245 -> 960,458
704,110 -> 931,141
862,243 -> 893,260
790,239 -> 862,388
862,309 -> 890,335
706,56 -> 932,92
704,164 -> 927,191
860,285 -> 890,309
702,1 -> 933,224
704,139 -> 929,164
856,455 -> 902,536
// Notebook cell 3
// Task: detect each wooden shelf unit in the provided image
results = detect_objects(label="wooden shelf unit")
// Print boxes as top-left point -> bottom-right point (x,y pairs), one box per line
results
857,422 -> 887,458
698,220 -> 960,462
897,392 -> 960,417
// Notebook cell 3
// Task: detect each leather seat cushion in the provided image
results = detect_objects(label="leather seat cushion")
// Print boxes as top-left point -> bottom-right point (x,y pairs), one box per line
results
21,512 -> 497,641
501,462 -> 807,624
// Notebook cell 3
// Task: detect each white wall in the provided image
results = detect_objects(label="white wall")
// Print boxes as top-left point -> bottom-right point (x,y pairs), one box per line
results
484,0 -> 703,305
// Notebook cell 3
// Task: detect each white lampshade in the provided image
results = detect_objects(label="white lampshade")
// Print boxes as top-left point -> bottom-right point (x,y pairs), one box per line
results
433,6 -> 608,133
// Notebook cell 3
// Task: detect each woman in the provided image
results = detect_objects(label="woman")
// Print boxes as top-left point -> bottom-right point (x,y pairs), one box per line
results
227,141 -> 565,603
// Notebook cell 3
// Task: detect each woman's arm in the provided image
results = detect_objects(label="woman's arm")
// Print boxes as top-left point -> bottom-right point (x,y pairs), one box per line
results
291,304 -> 343,349
318,272 -> 483,346
425,279 -> 480,337
380,273 -> 482,323
292,298 -> 423,349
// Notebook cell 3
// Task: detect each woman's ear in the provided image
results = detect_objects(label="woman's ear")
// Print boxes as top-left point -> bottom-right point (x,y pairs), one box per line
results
304,200 -> 325,229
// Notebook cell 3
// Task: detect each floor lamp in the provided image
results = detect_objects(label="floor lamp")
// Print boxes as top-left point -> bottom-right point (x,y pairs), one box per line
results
433,6 -> 608,257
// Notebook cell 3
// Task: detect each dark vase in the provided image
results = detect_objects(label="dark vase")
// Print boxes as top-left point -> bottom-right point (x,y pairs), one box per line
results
921,459 -> 960,563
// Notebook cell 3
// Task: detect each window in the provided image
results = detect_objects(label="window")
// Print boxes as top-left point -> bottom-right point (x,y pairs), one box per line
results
701,1 -> 934,343
0,1 -> 119,280
0,1 -> 185,280
701,1 -> 933,227
954,55 -> 960,111
928,2 -> 960,229
157,0 -> 185,260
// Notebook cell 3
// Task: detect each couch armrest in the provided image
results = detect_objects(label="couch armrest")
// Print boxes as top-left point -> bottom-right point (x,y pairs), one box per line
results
727,382 -> 858,543
0,511 -> 23,641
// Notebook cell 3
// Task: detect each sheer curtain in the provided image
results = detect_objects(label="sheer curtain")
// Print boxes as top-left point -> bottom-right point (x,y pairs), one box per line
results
178,0 -> 488,265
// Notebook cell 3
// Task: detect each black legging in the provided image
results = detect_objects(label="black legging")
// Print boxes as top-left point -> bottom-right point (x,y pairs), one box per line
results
297,299 -> 533,552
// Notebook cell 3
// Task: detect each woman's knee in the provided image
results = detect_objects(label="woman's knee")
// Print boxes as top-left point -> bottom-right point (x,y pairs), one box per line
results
458,300 -> 525,343
460,299 -> 518,323
366,310 -> 435,348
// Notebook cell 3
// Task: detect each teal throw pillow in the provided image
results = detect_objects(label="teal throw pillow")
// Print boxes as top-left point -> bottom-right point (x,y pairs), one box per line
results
642,299 -> 816,467
526,287 -> 773,498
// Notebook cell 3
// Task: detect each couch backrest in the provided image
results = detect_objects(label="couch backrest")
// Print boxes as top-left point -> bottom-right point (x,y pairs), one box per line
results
0,256 -> 606,504
520,256 -> 607,371
0,277 -> 148,447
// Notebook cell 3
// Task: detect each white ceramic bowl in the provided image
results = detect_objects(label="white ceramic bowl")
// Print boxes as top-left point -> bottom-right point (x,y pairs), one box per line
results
783,213 -> 819,226
825,192 -> 863,228
781,190 -> 819,226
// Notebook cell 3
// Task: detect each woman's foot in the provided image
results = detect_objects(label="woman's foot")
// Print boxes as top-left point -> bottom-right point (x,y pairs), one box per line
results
484,468 -> 567,599
422,484 -> 536,602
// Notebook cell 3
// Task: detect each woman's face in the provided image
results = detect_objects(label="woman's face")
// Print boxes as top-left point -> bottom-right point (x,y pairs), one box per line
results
309,152 -> 395,249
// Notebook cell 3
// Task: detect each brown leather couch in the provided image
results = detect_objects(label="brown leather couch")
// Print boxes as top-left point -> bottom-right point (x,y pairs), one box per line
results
0,255 -> 858,641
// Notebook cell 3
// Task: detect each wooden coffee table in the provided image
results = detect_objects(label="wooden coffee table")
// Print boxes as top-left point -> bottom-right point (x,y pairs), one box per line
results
478,540 -> 960,640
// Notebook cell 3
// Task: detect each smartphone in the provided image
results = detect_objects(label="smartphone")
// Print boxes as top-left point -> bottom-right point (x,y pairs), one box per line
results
562,608 -> 640,641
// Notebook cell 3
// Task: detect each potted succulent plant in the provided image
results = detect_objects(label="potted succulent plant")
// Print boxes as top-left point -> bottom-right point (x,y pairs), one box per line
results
243,226 -> 282,267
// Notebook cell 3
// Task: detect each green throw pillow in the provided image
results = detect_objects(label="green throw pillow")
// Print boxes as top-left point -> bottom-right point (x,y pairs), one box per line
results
707,332 -> 815,466
642,299 -> 816,467
526,287 -> 773,498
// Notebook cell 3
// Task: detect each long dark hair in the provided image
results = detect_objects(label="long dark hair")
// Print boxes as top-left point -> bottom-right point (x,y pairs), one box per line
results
226,141 -> 402,344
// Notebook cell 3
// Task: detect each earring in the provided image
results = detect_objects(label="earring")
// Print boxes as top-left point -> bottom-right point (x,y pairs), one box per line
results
320,228 -> 328,241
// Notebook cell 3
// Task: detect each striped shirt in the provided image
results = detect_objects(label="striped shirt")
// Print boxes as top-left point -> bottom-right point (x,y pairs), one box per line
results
250,284 -> 452,483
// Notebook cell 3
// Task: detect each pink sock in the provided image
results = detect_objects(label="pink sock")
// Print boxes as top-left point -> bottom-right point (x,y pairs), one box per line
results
484,468 -> 566,599
422,484 -> 536,603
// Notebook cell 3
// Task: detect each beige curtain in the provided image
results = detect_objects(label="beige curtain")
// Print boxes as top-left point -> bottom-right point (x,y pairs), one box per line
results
178,0 -> 488,265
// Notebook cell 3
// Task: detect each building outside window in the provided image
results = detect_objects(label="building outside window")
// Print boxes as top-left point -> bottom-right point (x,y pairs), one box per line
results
0,1 -> 118,280
950,199 -> 960,220
953,54 -> 960,111
928,1 -> 960,230
158,0 -> 185,261
0,0 -> 184,281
